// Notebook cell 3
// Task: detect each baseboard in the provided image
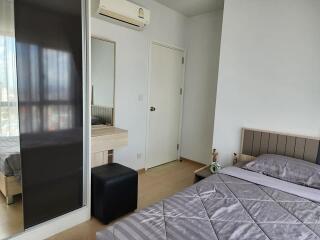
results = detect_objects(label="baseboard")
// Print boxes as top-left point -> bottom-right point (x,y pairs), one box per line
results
137,168 -> 146,174
179,157 -> 206,166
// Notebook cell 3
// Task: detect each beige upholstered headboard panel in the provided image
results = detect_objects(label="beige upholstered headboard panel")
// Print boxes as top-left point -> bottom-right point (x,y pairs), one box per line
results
241,128 -> 320,164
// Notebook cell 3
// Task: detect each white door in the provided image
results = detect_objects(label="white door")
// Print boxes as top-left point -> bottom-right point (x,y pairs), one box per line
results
147,43 -> 184,168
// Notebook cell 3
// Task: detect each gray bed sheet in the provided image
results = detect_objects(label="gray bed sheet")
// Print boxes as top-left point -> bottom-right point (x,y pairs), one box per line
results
97,173 -> 320,240
0,136 -> 21,178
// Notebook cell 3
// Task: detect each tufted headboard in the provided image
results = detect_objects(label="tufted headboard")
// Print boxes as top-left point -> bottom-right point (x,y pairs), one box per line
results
241,128 -> 320,164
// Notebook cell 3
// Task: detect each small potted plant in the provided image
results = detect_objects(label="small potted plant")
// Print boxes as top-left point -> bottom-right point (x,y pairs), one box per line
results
210,149 -> 221,173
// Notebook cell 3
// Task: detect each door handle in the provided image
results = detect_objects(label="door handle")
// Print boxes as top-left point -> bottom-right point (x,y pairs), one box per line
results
150,106 -> 156,112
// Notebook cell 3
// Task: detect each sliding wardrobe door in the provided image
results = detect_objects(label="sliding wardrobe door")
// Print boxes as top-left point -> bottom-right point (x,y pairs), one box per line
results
14,0 -> 84,228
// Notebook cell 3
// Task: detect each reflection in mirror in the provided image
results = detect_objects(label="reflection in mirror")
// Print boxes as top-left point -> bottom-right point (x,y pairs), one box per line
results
91,37 -> 115,126
0,0 -> 24,238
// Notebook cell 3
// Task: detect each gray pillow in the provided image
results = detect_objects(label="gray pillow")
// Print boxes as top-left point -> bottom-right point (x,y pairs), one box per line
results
243,154 -> 320,190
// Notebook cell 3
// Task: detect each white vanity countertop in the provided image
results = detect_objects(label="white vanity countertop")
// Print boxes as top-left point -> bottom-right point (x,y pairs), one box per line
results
91,125 -> 128,155
91,125 -> 128,138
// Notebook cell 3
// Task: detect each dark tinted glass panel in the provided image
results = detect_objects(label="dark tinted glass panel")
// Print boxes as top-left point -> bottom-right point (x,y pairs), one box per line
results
14,0 -> 83,228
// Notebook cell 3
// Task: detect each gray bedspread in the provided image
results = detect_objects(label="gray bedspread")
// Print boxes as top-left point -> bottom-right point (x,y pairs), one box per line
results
0,136 -> 21,178
97,172 -> 320,240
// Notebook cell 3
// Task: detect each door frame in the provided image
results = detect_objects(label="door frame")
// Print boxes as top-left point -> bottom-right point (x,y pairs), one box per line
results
145,40 -> 186,170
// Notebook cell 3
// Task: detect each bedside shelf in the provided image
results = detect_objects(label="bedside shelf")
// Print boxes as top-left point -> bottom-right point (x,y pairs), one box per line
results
194,165 -> 213,183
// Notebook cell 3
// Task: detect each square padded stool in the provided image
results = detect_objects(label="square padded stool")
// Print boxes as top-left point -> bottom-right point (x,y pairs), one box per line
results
91,163 -> 138,224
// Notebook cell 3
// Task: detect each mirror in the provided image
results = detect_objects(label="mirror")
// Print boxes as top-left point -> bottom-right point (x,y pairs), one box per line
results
91,37 -> 115,126
0,0 -> 24,238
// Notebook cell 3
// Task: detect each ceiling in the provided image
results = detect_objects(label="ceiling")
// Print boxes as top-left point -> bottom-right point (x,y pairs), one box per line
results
154,0 -> 224,17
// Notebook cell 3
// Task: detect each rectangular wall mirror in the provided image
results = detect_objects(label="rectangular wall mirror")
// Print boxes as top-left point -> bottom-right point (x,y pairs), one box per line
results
91,37 -> 115,126
0,0 -> 23,238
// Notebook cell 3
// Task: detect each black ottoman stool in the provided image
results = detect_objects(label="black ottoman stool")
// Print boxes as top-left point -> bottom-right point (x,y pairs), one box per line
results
91,163 -> 138,224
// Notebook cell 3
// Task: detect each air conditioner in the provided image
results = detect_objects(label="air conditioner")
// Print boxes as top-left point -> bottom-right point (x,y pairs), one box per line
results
98,0 -> 151,30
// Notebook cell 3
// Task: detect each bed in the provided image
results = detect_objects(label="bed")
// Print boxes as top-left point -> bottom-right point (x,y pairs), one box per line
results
97,129 -> 320,240
0,136 -> 22,204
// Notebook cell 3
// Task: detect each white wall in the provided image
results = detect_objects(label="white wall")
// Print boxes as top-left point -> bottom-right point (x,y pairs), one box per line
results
91,0 -> 187,170
213,0 -> 320,166
0,0 -> 14,35
181,10 -> 223,165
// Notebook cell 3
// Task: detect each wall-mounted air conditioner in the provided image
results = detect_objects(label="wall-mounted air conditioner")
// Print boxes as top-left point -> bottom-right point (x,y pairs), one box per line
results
98,0 -> 151,30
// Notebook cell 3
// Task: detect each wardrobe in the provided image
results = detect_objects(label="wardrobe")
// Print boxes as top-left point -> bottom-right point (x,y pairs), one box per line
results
0,0 -> 87,235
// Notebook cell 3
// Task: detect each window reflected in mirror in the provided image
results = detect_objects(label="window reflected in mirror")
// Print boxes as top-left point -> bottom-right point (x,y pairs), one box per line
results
0,0 -> 24,238
17,44 -> 76,133
91,37 -> 115,126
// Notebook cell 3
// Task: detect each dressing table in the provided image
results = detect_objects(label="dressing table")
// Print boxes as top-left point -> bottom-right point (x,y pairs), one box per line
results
91,125 -> 128,168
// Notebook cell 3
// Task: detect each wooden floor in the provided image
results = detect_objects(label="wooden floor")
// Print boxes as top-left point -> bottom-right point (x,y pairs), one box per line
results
0,194 -> 23,239
48,160 -> 203,240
